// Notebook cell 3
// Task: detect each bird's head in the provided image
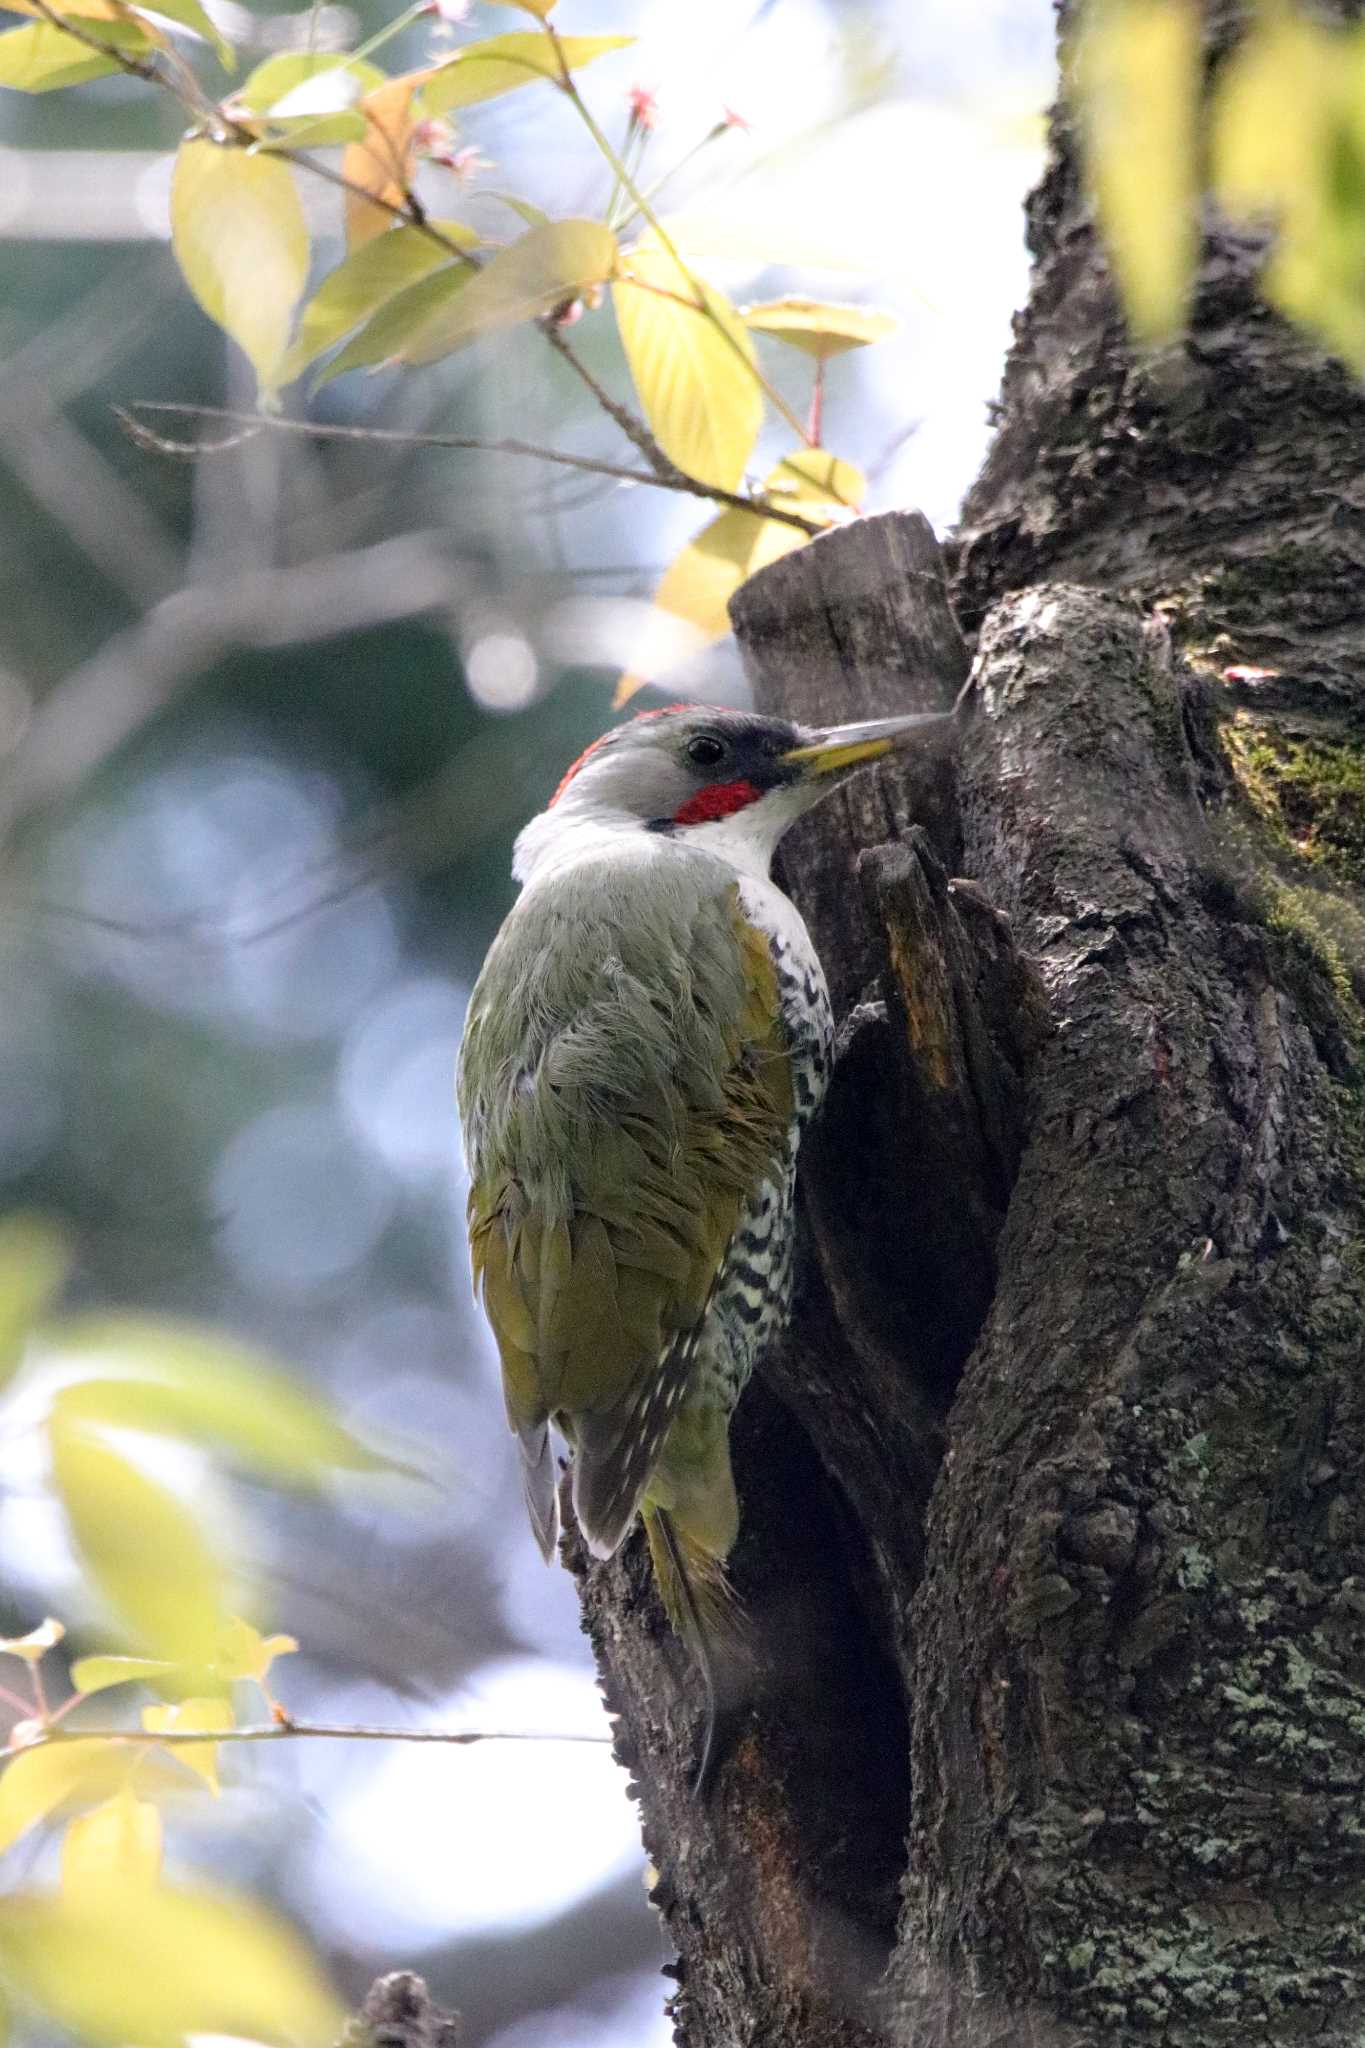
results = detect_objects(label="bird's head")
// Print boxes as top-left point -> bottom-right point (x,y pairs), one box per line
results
514,703 -> 950,882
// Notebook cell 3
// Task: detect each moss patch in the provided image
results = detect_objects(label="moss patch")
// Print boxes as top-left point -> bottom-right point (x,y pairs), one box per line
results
1223,714 -> 1365,888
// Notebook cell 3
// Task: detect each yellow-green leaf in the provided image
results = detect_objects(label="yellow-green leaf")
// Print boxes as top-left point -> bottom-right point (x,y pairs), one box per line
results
0,16 -> 153,92
61,1788 -> 162,1904
1209,9 -> 1365,367
142,1698 -> 233,1793
0,1740 -> 132,1855
614,241 -> 762,492
238,50 -> 385,143
43,1315 -> 386,1485
71,1654 -> 179,1696
241,50 -> 385,110
0,1618 -> 64,1664
170,138 -> 309,401
214,1616 -> 297,1687
765,448 -> 865,511
2,0 -> 126,21
283,221 -> 477,380
743,296 -> 896,358
419,32 -> 632,118
1070,0 -> 1201,344
401,217 -> 618,364
489,192 -> 550,228
0,1885 -> 344,2048
485,0 -> 557,15
615,508 -> 809,702
314,264 -> 474,384
1211,6 -> 1331,221
48,1405 -> 230,1670
142,0 -> 231,66
0,1215 -> 68,1393
4,0 -> 229,64
73,1619 -> 296,1698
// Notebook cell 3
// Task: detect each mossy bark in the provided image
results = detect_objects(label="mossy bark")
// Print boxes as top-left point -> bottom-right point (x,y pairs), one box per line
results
551,9 -> 1365,2048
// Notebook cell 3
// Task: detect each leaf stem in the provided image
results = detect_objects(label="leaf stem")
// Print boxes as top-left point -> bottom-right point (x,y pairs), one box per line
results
546,23 -> 812,446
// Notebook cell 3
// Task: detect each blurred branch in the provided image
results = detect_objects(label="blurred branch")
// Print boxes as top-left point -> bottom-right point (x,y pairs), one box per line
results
0,531 -> 464,847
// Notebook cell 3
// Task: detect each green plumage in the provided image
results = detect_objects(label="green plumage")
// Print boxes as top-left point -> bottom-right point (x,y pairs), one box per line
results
458,845 -> 794,1603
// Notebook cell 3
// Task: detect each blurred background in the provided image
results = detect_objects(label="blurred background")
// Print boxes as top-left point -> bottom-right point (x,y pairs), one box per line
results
0,2 -> 1052,2041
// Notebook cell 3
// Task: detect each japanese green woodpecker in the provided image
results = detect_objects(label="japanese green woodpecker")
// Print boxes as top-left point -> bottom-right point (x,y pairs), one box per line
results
457,704 -> 945,1766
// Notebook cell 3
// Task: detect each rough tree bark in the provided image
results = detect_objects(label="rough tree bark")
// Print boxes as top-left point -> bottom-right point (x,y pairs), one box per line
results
362,4 -> 1365,2043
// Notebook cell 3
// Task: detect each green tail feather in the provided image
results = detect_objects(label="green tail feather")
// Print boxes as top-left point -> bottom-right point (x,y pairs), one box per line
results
641,1503 -> 743,1646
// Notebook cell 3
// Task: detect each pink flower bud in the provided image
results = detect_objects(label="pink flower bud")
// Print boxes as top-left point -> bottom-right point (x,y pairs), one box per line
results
626,84 -> 660,131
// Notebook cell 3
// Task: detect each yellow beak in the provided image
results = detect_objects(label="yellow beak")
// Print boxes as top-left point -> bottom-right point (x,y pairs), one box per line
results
778,711 -> 952,778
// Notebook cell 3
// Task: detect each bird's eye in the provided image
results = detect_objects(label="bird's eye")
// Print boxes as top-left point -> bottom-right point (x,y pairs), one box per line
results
686,733 -> 727,768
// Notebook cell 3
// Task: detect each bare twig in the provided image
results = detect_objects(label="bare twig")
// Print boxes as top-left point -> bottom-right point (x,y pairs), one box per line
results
26,1719 -> 611,1748
541,323 -> 684,482
120,403 -> 827,533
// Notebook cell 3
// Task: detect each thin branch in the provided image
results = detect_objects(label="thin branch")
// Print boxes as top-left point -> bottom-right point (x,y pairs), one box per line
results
540,323 -> 685,482
29,2 -> 824,542
27,1719 -> 610,1748
120,403 -> 827,533
28,0 -> 179,90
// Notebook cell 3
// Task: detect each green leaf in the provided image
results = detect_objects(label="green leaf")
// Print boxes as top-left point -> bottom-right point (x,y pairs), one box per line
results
42,1315 -> 386,1485
73,1620 -> 296,1698
61,1788 -> 162,1904
399,217 -> 618,365
615,508 -> 809,701
1209,9 -> 1365,369
283,220 -> 477,380
0,1885 -> 344,2048
1070,0 -> 1201,345
142,0 -> 231,67
71,1654 -> 179,1696
48,1405 -> 230,1669
213,1616 -> 297,1687
314,265 -> 474,384
488,191 -> 551,228
170,138 -> 309,402
241,49 -> 385,109
238,50 -> 386,142
742,295 -> 896,358
0,1214 -> 68,1393
419,32 -> 632,118
614,240 -> 762,492
0,16 -> 152,92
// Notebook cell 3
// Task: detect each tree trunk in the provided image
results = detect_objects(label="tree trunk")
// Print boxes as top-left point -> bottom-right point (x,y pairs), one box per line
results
464,11 -> 1365,2047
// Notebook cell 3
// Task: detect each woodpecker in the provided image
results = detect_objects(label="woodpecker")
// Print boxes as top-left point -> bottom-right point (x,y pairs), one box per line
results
457,702 -> 946,1776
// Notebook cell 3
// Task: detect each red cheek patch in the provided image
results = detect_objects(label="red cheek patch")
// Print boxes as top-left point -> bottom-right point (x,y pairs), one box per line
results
672,779 -> 764,827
